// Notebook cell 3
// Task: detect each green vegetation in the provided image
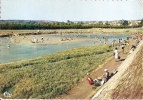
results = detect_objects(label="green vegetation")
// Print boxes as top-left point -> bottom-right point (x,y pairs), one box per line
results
0,28 -> 142,37
0,19 -> 142,30
122,20 -> 129,26
0,44 -> 114,99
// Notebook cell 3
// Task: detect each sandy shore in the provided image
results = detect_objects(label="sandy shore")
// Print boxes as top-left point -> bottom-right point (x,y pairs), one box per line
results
2,28 -> 142,45
10,34 -> 94,45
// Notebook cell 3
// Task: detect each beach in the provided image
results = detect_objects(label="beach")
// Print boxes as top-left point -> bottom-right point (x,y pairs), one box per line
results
10,34 -> 95,45
0,28 -> 142,45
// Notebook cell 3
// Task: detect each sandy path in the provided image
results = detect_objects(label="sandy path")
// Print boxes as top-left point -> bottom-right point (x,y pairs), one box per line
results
58,40 -> 136,99
93,40 -> 143,99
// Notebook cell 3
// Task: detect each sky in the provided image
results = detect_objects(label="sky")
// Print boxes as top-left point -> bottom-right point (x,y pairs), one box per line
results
1,0 -> 143,22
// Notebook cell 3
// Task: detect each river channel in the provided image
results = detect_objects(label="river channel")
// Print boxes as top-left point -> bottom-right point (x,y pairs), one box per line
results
0,33 -> 131,64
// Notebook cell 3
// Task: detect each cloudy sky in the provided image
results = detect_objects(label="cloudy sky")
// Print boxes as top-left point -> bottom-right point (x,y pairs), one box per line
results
1,0 -> 143,21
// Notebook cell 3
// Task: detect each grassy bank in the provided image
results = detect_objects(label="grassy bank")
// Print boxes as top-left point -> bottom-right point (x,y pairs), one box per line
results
0,44 -> 113,99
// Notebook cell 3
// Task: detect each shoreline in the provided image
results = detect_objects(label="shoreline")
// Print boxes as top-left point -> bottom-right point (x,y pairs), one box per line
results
1,28 -> 142,45
10,35 -> 96,45
0,28 -> 142,37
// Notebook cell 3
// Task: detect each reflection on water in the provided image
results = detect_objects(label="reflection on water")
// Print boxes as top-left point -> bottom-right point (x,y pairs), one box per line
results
0,33 -> 131,64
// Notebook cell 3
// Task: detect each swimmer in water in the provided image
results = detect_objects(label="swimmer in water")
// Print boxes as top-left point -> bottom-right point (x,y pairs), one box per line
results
7,44 -> 10,48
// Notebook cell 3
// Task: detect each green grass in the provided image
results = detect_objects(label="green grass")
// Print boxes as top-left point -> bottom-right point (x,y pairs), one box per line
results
0,44 -> 113,99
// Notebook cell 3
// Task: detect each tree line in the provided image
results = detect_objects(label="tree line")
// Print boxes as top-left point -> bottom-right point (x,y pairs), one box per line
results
0,20 -> 142,30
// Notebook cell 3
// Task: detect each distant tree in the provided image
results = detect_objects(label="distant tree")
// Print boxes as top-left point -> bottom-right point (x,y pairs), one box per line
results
80,21 -> 84,24
99,21 -> 103,25
122,20 -> 128,26
140,19 -> 143,26
67,20 -> 70,23
105,21 -> 110,25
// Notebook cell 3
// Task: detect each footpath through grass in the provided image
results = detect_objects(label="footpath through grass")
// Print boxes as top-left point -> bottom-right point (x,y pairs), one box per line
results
0,44 -> 113,99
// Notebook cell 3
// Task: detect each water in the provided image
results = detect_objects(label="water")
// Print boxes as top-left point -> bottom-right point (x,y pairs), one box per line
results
0,33 -> 131,64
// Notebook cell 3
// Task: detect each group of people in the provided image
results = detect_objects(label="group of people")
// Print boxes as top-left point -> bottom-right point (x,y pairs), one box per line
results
31,36 -> 44,43
31,36 -> 38,43
86,34 -> 141,86
114,34 -> 140,61
86,69 -> 118,86
113,36 -> 136,61
114,44 -> 137,61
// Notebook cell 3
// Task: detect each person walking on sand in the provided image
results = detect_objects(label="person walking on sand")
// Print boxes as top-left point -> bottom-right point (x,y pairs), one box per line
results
114,47 -> 120,61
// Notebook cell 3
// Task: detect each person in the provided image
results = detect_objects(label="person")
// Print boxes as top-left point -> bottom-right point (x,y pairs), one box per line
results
7,44 -> 10,48
37,30 -> 40,33
127,36 -> 129,40
23,35 -> 26,39
112,40 -> 116,47
94,78 -> 105,86
140,34 -> 142,40
114,47 -> 120,61
128,45 -> 136,54
121,43 -> 125,54
104,39 -> 106,44
103,69 -> 118,82
86,73 -> 94,85
86,73 -> 105,86
135,39 -> 140,46
131,45 -> 136,49
124,40 -> 130,49
41,36 -> 44,42
118,39 -> 121,46
100,39 -> 102,45
103,69 -> 110,82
